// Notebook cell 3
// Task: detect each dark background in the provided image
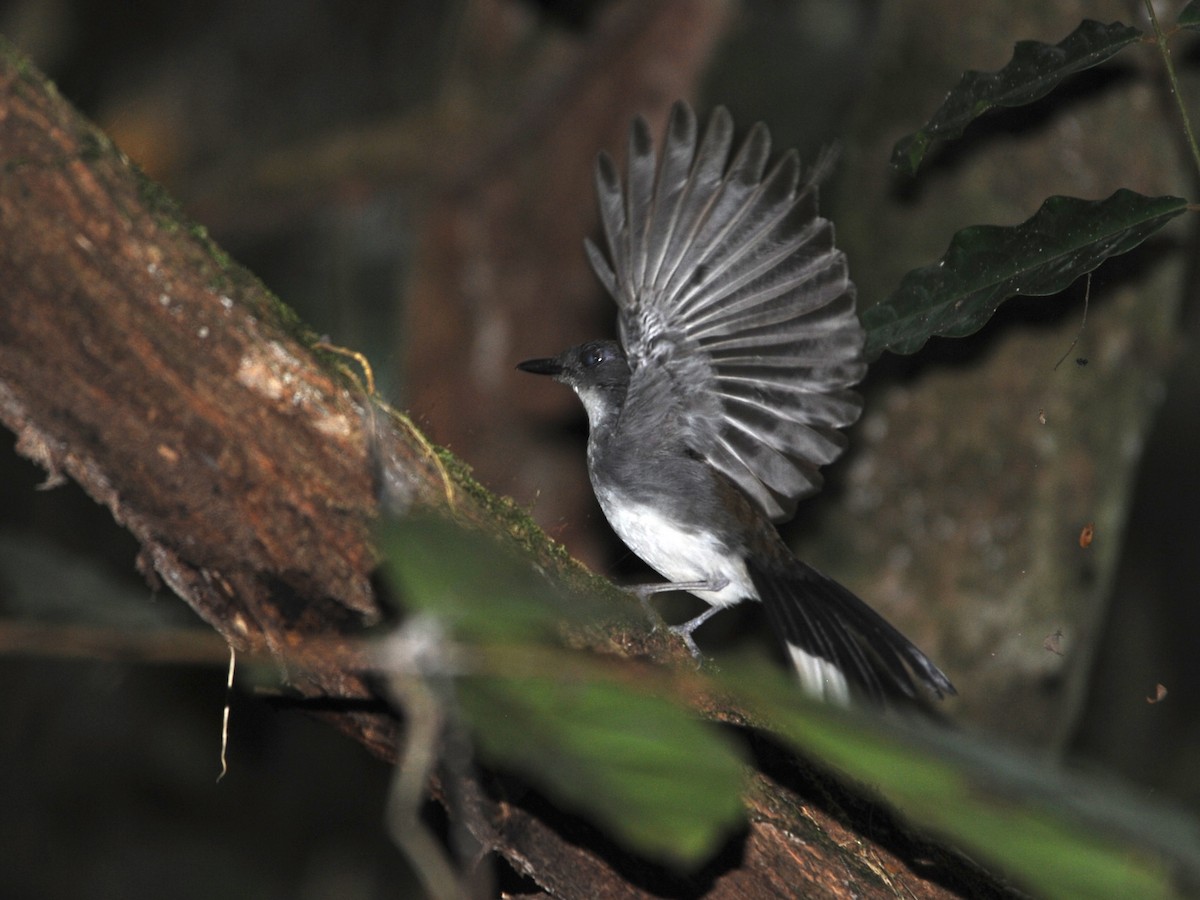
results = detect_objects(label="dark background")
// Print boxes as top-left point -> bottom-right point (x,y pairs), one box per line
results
1,1 -> 1197,896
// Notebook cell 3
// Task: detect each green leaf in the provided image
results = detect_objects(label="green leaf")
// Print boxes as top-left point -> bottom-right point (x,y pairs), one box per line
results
377,514 -> 744,865
1180,2 -> 1200,30
376,514 -> 621,642
864,190 -> 1188,357
459,671 -> 747,865
719,660 -> 1200,899
892,20 -> 1143,175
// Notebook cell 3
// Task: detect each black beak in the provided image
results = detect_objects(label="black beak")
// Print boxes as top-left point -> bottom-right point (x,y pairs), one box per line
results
517,357 -> 563,376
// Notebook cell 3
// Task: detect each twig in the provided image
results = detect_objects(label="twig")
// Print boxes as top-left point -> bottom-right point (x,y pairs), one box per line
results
217,646 -> 236,782
1144,0 -> 1200,177
1054,274 -> 1091,371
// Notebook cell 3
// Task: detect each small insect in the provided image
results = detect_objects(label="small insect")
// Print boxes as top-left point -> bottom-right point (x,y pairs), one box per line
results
1042,628 -> 1064,656
1079,523 -> 1094,548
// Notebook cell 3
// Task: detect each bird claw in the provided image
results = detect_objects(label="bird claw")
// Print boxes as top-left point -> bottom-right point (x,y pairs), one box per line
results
628,584 -> 666,630
626,580 -> 728,662
667,622 -> 704,663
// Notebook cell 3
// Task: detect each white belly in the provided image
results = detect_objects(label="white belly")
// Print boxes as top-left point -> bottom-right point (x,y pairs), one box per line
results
594,488 -> 756,608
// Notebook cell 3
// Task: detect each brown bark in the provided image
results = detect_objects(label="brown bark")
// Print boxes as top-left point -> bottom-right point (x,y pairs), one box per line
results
0,34 -> 1001,900
2,38 -> 411,757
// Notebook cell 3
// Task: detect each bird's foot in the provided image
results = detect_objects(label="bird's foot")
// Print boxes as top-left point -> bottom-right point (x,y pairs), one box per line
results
628,584 -> 667,630
666,603 -> 724,664
627,579 -> 728,663
667,622 -> 704,661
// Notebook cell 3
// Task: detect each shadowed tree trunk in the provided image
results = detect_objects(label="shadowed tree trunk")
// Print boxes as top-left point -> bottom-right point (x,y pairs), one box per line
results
826,0 -> 1191,745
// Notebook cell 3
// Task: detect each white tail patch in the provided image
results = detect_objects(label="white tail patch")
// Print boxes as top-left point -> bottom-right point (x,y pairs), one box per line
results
787,643 -> 851,706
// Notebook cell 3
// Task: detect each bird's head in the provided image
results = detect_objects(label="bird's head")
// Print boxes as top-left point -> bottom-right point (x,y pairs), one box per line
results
517,340 -> 630,429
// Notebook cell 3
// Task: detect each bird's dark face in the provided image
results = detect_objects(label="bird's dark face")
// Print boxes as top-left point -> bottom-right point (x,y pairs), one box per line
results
517,340 -> 629,389
517,340 -> 630,428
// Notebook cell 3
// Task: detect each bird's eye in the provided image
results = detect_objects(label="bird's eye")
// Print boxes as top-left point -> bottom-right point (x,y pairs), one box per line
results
583,346 -> 606,368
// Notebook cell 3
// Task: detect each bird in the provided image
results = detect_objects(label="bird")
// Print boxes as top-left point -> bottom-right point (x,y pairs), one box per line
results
517,101 -> 954,706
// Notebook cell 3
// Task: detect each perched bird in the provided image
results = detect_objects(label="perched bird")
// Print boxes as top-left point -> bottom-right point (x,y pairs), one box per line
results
518,102 -> 953,706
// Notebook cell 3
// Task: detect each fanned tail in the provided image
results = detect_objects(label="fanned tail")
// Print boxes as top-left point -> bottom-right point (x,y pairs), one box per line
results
746,555 -> 956,706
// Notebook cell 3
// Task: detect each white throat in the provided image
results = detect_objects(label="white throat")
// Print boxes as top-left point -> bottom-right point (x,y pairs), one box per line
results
573,384 -> 615,430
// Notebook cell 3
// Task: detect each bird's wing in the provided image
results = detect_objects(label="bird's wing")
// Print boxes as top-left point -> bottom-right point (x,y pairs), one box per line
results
586,102 -> 865,522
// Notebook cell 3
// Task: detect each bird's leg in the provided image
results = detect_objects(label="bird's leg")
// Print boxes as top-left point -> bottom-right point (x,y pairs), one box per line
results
628,582 -> 669,627
666,604 -> 724,660
628,578 -> 728,660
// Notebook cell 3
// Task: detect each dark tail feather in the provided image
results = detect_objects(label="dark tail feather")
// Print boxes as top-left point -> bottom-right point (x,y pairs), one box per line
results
746,555 -> 955,705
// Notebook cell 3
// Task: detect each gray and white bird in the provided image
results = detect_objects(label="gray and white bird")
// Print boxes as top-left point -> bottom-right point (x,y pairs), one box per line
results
518,102 -> 953,705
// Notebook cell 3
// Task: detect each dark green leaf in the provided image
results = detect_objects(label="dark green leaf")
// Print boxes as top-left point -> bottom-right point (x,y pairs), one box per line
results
864,190 -> 1188,357
459,672 -> 746,865
376,514 -> 619,641
892,20 -> 1143,175
377,514 -> 743,864
1180,2 -> 1200,30
717,660 -> 1200,899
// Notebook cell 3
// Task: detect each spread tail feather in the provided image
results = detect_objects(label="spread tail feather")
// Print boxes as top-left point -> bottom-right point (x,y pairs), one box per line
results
746,555 -> 956,705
